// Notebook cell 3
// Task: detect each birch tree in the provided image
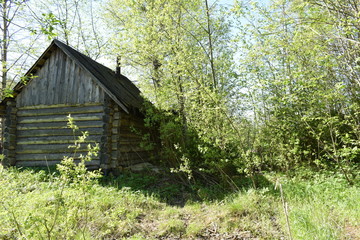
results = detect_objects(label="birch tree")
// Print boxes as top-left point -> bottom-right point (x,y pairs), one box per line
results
105,0 -> 239,174
233,0 -> 359,182
0,0 -> 42,96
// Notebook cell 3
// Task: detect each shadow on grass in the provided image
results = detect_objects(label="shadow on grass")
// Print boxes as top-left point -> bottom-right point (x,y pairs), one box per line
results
99,170 -> 276,206
10,166 -> 276,207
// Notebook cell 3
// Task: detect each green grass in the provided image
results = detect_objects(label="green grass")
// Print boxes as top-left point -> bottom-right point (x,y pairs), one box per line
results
0,165 -> 359,239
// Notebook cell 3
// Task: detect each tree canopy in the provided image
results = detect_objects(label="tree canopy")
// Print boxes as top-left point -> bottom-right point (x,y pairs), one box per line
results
1,0 -> 359,184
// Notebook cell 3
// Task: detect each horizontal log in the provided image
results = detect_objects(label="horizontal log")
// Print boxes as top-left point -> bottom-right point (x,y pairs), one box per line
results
17,102 -> 103,110
111,141 -> 145,150
4,127 -> 16,134
17,135 -> 101,145
0,105 -> 5,116
16,144 -> 96,154
17,120 -> 103,130
111,145 -> 146,152
118,159 -> 147,167
118,121 -> 145,129
3,133 -> 16,142
3,143 -> 15,150
122,151 -> 150,157
17,105 -> 104,117
111,131 -> 143,139
3,150 -> 15,157
116,152 -> 150,161
16,152 -> 100,161
113,112 -> 120,119
17,128 -> 103,138
17,113 -> 103,124
115,129 -> 147,137
15,159 -> 100,167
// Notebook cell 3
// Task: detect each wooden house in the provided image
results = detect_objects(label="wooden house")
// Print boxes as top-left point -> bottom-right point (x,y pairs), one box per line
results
0,39 -> 154,172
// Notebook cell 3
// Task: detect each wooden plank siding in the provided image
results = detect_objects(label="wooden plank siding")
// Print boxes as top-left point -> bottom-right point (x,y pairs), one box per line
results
16,48 -> 104,108
15,104 -> 104,168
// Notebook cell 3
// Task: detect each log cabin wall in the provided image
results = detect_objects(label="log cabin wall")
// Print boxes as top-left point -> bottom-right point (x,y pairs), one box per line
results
15,104 -> 104,168
13,48 -> 105,169
109,99 -> 150,168
2,100 -> 17,166
1,40 -> 156,171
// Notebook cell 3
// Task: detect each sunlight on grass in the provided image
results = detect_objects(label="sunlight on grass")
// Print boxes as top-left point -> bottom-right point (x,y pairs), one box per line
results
0,168 -> 359,239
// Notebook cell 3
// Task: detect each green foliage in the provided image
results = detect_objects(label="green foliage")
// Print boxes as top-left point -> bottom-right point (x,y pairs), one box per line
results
2,87 -> 13,98
36,12 -> 62,39
0,166 -> 359,239
229,0 -> 360,183
104,0 -> 360,186
57,115 -> 101,184
104,0 -> 244,184
158,218 -> 186,236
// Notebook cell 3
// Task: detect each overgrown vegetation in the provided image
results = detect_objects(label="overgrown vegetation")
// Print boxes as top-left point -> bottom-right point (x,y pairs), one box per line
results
0,166 -> 359,239
2,0 -> 360,238
102,0 -> 360,187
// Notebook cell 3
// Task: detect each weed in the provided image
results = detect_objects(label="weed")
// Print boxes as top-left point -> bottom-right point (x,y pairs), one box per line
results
0,163 -> 359,239
186,221 -> 206,237
158,218 -> 186,236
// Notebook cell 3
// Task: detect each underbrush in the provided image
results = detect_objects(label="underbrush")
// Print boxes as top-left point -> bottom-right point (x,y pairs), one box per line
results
0,165 -> 359,239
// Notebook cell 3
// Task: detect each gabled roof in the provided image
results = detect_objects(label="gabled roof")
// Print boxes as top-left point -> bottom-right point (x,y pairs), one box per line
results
10,39 -> 143,114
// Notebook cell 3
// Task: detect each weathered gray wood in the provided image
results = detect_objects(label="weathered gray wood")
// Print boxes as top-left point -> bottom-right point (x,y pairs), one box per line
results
16,49 -> 105,107
16,152 -> 100,161
17,102 -> 102,110
4,41 -> 156,170
111,140 -> 141,149
17,101 -> 103,117
112,128 -> 146,135
4,127 -> 16,134
59,53 -> 68,103
16,135 -> 101,145
56,50 -> 66,104
115,152 -> 149,167
39,56 -> 48,106
52,48 -> 61,104
111,144 -> 146,153
0,105 -> 6,116
47,48 -> 56,105
3,150 -> 15,158
16,143 -> 94,153
84,76 -> 92,103
17,112 -> 103,124
111,128 -> 144,137
70,58 -> 78,103
17,120 -> 103,130
16,159 -> 100,167
17,128 -> 103,138
78,68 -> 85,104
107,100 -> 115,169
2,100 -> 17,166
119,151 -> 149,159
99,96 -> 112,170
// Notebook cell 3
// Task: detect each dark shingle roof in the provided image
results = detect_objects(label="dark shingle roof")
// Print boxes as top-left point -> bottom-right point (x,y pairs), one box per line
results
12,39 -> 143,113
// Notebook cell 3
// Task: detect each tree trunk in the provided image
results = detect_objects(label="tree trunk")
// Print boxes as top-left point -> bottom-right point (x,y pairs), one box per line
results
2,0 -> 8,94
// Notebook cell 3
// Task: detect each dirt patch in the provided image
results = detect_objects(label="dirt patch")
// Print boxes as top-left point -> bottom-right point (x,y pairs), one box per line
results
344,225 -> 360,240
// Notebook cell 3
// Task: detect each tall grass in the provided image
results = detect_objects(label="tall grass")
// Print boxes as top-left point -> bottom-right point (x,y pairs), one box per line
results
0,165 -> 359,239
